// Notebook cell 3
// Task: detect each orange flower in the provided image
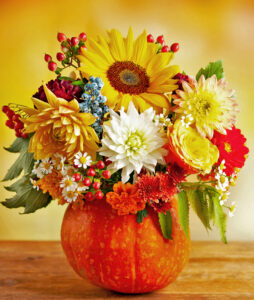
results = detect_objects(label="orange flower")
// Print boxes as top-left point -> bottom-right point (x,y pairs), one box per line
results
38,169 -> 63,199
106,182 -> 146,215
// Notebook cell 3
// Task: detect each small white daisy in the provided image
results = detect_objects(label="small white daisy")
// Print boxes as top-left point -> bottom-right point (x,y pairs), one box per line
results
61,165 -> 76,177
32,160 -> 44,178
60,176 -> 77,191
228,201 -> 237,217
30,178 -> 39,191
62,188 -> 78,203
40,158 -> 53,175
77,182 -> 88,192
51,153 -> 66,171
215,172 -> 229,192
219,191 -> 230,205
181,114 -> 193,128
74,152 -> 92,169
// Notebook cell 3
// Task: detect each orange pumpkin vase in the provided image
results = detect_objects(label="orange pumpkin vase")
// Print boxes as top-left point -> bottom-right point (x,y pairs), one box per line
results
61,197 -> 191,294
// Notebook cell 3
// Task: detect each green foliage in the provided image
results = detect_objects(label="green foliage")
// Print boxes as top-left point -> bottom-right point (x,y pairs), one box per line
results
2,137 -> 34,182
2,175 -> 51,214
196,60 -> 224,81
158,210 -> 173,240
186,188 -> 211,230
182,184 -> 227,243
177,191 -> 189,238
137,208 -> 148,224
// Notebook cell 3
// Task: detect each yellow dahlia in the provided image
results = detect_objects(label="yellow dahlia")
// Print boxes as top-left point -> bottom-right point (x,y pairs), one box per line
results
173,75 -> 238,139
78,28 -> 180,112
22,85 -> 99,161
169,119 -> 219,173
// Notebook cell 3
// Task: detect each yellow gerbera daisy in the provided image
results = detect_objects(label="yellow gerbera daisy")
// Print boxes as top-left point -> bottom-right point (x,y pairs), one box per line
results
22,85 -> 99,161
173,75 -> 238,139
78,28 -> 180,112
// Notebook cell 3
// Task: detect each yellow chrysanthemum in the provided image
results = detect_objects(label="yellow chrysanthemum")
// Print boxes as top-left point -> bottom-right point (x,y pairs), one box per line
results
169,119 -> 219,173
22,85 -> 99,161
173,75 -> 238,139
78,28 -> 180,112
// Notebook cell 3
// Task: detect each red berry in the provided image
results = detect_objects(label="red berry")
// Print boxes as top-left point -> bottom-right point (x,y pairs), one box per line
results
105,159 -> 112,166
5,119 -> 15,129
93,182 -> 101,190
57,32 -> 66,42
79,45 -> 87,54
156,35 -> 164,45
96,160 -> 105,169
170,43 -> 179,52
12,114 -> 21,122
95,190 -> 104,200
14,121 -> 24,130
56,52 -> 65,61
73,162 -> 79,168
2,105 -> 10,114
85,192 -> 94,201
102,170 -> 111,179
71,37 -> 79,46
83,178 -> 91,187
161,45 -> 170,52
87,168 -> 96,177
73,173 -> 82,182
44,54 -> 52,62
48,61 -> 57,71
79,32 -> 87,41
21,133 -> 29,139
147,34 -> 154,43
6,110 -> 15,119
15,129 -> 22,138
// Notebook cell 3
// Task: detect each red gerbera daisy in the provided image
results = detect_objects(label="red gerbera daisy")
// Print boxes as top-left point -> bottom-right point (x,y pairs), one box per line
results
211,126 -> 249,176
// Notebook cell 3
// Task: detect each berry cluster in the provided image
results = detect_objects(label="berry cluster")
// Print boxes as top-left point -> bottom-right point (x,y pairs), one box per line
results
173,73 -> 189,90
44,32 -> 87,75
147,34 -> 179,53
73,160 -> 111,201
2,106 -> 28,138
79,77 -> 109,134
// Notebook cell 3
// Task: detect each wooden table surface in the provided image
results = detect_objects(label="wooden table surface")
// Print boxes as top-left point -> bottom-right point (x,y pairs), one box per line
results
0,241 -> 253,299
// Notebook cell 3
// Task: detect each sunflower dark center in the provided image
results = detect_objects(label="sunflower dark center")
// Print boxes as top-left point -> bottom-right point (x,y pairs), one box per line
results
106,61 -> 150,94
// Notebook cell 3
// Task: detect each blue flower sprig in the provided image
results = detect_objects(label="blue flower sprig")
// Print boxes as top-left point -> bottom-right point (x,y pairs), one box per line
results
79,77 -> 109,134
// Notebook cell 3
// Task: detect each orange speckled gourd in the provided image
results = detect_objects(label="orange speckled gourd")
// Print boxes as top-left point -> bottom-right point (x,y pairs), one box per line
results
61,197 -> 191,294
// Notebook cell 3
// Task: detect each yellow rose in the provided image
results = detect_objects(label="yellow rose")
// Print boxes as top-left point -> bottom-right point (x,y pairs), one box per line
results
169,120 -> 219,173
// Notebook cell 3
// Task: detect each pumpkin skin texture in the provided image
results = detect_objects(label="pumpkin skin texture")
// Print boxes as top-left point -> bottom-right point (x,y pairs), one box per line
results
61,198 -> 191,294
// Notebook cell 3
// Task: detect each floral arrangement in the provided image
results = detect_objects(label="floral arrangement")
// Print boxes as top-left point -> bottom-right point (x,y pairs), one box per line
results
1,29 -> 249,243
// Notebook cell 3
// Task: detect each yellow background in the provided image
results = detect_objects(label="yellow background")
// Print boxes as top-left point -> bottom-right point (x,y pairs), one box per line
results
0,0 -> 253,240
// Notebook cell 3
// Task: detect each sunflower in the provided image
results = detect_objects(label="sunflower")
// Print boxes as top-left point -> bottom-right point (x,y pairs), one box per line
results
78,28 -> 180,112
22,85 -> 99,161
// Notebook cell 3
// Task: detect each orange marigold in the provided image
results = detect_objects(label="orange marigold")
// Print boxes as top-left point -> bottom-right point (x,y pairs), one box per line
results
38,169 -> 63,199
106,182 -> 146,215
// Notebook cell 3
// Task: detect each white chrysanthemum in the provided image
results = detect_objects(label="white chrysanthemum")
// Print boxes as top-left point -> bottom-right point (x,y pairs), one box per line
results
99,102 -> 168,183
74,152 -> 92,169
62,188 -> 78,203
60,176 -> 77,191
51,153 -> 66,170
173,75 -> 238,138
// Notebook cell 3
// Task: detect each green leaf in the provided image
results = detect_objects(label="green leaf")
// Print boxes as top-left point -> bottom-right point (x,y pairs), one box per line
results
196,60 -> 224,81
71,80 -> 84,86
158,210 -> 173,240
58,76 -> 75,82
2,137 -> 34,182
213,195 -> 227,244
137,208 -> 148,224
177,191 -> 189,238
186,188 -> 211,230
2,175 -> 52,214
